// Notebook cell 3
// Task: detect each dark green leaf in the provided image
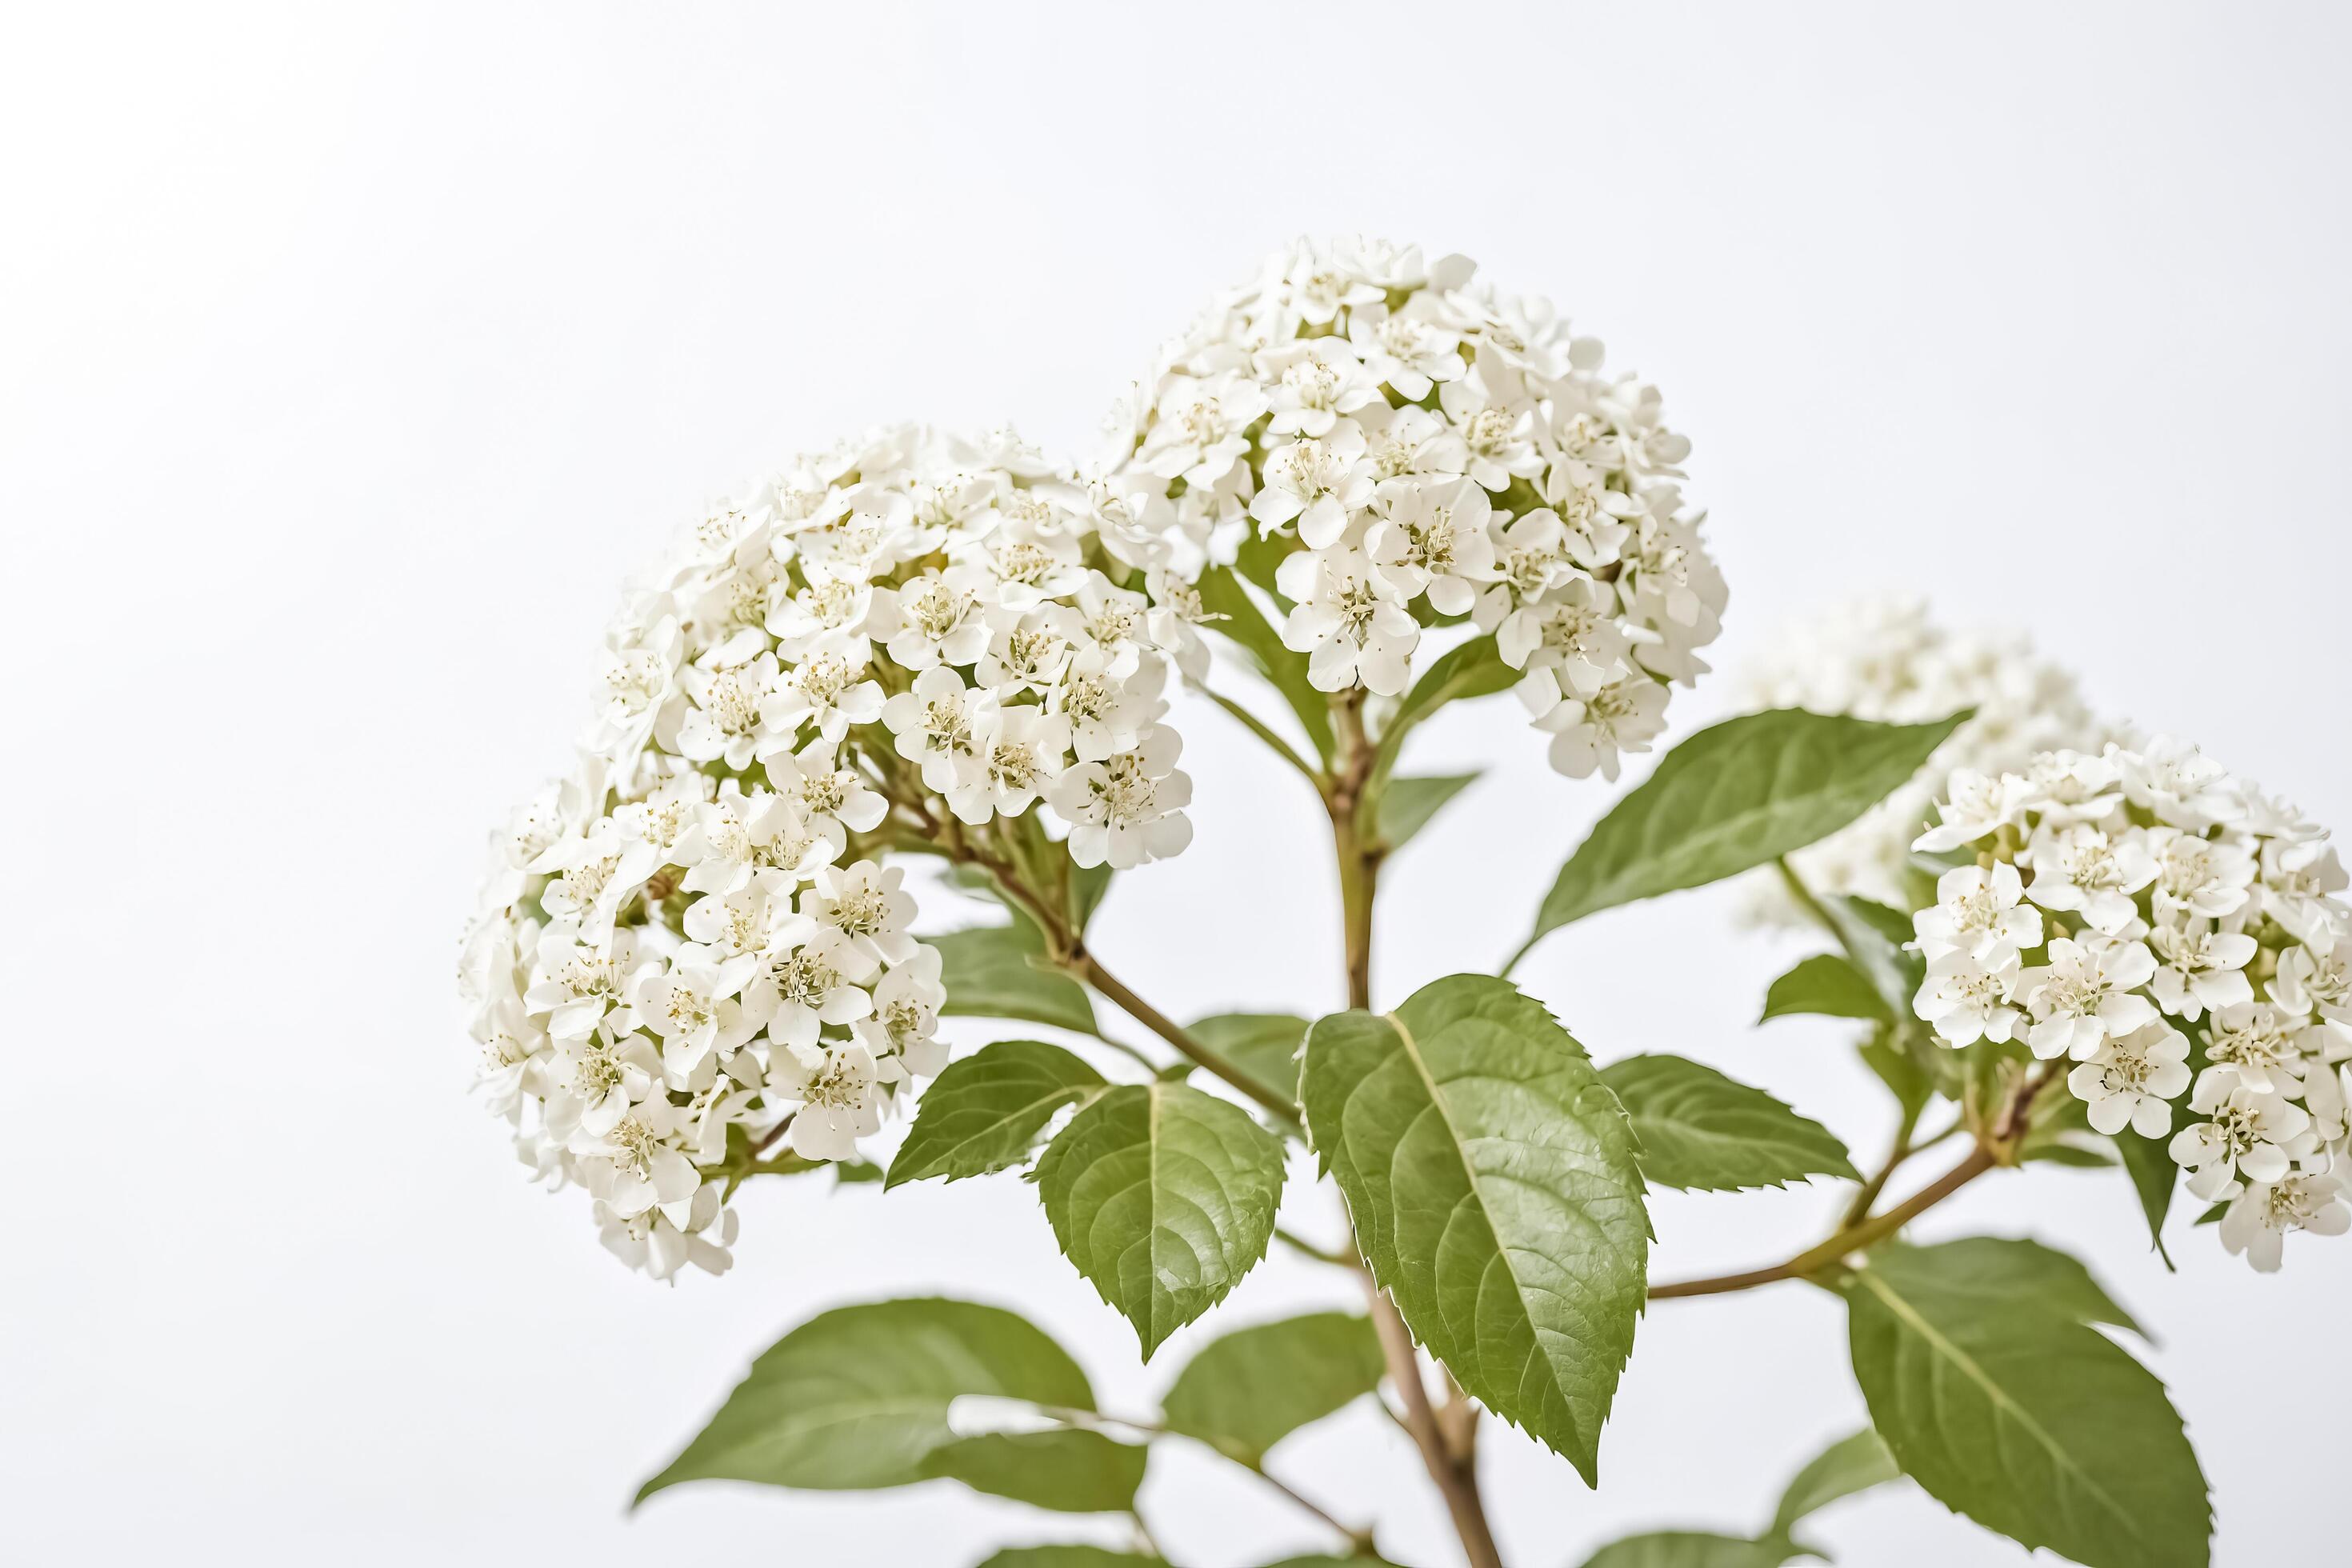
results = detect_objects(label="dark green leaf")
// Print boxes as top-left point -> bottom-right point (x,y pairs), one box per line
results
1372,771 -> 1481,853
1840,1239 -> 2206,1568
1759,953 -> 1891,1025
636,1298 -> 1094,1502
1160,1311 -> 1386,1462
1034,1081 -> 1289,1357
1188,1012 -> 1309,1111
1600,1054 -> 1858,1192
977,1550 -> 1155,1568
1577,1533 -> 1796,1568
1522,709 -> 1969,957
2115,1127 -> 2179,1270
1770,1427 -> 1901,1534
920,1430 -> 1145,1513
1300,974 -> 1647,1483
926,916 -> 1098,1037
886,1041 -> 1107,1189
1196,565 -> 1334,762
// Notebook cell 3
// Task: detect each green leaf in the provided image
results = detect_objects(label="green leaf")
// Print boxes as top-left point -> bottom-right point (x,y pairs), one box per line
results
1187,1012 -> 1310,1111
1759,953 -> 1891,1025
1390,635 -> 1518,738
1372,771 -> 1481,853
919,1430 -> 1145,1513
1072,861 -> 1114,930
1840,1239 -> 2207,1568
1160,1311 -> 1386,1463
1869,1236 -> 2142,1336
2115,1127 -> 2179,1270
1577,1534 -> 1798,1568
977,1550 -> 1155,1568
1034,1081 -> 1289,1357
1599,1054 -> 1858,1193
636,1298 -> 1094,1502
926,915 -> 1098,1037
1770,1427 -> 1901,1534
1521,709 -> 1969,957
1196,564 -> 1335,762
1299,974 -> 1648,1483
886,1041 -> 1107,1189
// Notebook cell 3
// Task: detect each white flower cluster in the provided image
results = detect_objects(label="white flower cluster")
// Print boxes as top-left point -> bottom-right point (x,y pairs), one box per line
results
1740,598 -> 2103,914
1908,741 -> 2352,1269
458,426 -> 1201,1278
1104,237 -> 1725,780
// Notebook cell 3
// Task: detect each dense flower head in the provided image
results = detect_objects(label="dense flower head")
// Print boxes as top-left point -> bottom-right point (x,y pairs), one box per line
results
1907,739 -> 2352,1269
458,425 -> 1199,1278
1103,236 -> 1726,781
1740,598 -> 2106,915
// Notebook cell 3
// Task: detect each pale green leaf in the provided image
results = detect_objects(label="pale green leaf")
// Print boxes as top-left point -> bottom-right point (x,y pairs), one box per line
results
919,1429 -> 1145,1514
1522,709 -> 1969,956
1160,1311 -> 1386,1463
886,1041 -> 1106,1189
926,916 -> 1097,1036
1196,565 -> 1334,762
1577,1533 -> 1797,1568
636,1298 -> 1094,1502
1187,1012 -> 1309,1112
1300,974 -> 1648,1483
1759,953 -> 1890,1025
1034,1081 -> 1289,1357
1770,1427 -> 1900,1534
1600,1054 -> 1858,1192
1841,1239 -> 2207,1568
1373,772 -> 1481,853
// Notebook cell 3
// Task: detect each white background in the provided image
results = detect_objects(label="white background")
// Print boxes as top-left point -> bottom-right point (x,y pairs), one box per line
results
5,3 -> 2346,1564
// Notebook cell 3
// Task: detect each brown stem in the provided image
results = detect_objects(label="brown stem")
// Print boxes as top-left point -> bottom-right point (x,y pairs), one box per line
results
1650,1061 -> 2059,1300
1363,1273 -> 1504,1568
1070,952 -> 1302,1124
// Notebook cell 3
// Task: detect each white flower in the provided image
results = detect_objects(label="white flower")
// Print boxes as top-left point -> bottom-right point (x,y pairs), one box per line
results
2015,935 -> 2159,1061
856,946 -> 948,1081
2170,1068 -> 2317,1202
2147,827 -> 2257,920
1048,725 -> 1194,870
675,650 -> 780,770
674,791 -> 795,897
1276,544 -> 1419,695
806,860 -> 919,970
2022,821 -> 2158,935
1251,424 -> 1374,549
758,738 -> 888,849
874,568 -> 991,670
882,666 -> 994,794
762,646 -> 885,743
1053,645 -> 1159,762
742,929 -> 874,1053
1527,673 -> 1668,782
949,705 -> 1070,826
2067,1022 -> 2191,1138
1367,477 -> 1497,616
1498,576 -> 1629,698
2201,1002 -> 2311,1095
571,1099 -> 702,1220
1915,768 -> 2032,854
1262,338 -> 1382,438
2219,1167 -> 2348,1272
2117,735 -> 2242,830
633,960 -> 759,1078
772,1042 -> 882,1160
1914,862 -> 2043,966
2147,916 -> 2258,1020
2274,937 -> 2351,1025
1914,949 -> 2025,1047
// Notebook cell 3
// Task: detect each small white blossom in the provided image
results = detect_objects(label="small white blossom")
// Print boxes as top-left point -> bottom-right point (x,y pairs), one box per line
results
2067,1023 -> 2191,1138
